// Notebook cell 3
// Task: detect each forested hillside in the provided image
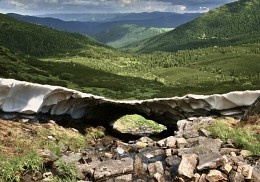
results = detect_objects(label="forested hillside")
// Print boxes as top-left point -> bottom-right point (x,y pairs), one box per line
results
132,0 -> 260,52
93,24 -> 173,48
0,13 -> 102,56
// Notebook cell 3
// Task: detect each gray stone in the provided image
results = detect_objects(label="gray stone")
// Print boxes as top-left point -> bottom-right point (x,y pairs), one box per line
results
60,152 -> 82,164
39,149 -> 58,165
148,163 -> 157,176
114,174 -> 133,182
166,136 -> 177,148
197,152 -> 224,171
199,128 -> 212,137
228,171 -> 245,182
142,149 -> 165,163
155,161 -> 164,174
220,148 -> 240,155
177,148 -> 194,156
94,157 -> 133,180
176,138 -> 188,148
77,158 -> 102,179
206,170 -> 227,182
178,154 -> 198,178
154,173 -> 165,182
252,169 -> 260,182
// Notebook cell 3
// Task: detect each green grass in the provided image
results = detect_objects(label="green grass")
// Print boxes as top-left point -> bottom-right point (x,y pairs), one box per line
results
0,152 -> 43,182
207,119 -> 260,155
114,114 -> 166,134
93,24 -> 173,48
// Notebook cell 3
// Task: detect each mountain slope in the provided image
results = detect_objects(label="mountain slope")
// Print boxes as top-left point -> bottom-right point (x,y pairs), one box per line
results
0,13 -> 102,56
8,12 -> 201,36
134,0 -> 260,52
93,24 -> 173,48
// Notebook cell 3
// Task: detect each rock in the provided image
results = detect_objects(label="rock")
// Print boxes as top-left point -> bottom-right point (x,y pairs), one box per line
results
252,169 -> 260,182
228,171 -> 245,182
94,157 -> 133,180
221,163 -> 233,174
154,173 -> 165,182
198,173 -> 207,182
134,155 -> 146,179
77,158 -> 101,179
42,172 -> 53,181
176,138 -> 188,148
177,148 -> 193,156
114,174 -> 132,182
241,165 -> 253,179
178,154 -> 198,178
138,136 -> 154,146
47,135 -> 56,141
197,152 -> 224,171
104,152 -> 113,159
136,141 -> 148,148
142,149 -> 165,163
206,170 -> 227,182
155,161 -> 164,174
240,150 -> 252,157
166,136 -> 177,148
157,138 -> 166,147
148,163 -> 157,176
165,149 -> 172,157
241,96 -> 260,123
116,147 -> 125,155
183,130 -> 200,139
39,149 -> 58,166
165,155 -> 181,178
194,173 -> 200,182
199,128 -> 212,137
60,152 -> 82,164
220,148 -> 240,155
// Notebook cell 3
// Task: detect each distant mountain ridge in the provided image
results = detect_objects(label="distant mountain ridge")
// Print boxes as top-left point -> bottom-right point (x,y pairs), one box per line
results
132,0 -> 260,52
8,12 -> 202,36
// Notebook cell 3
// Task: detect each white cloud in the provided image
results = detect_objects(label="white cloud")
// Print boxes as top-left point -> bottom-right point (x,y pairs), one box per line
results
0,0 -> 236,14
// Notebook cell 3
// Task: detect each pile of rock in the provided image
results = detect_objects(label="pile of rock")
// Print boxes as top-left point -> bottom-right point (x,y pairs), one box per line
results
37,116 -> 259,182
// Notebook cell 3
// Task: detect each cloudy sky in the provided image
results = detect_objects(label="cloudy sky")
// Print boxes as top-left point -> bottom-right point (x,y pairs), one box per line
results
0,0 -> 237,15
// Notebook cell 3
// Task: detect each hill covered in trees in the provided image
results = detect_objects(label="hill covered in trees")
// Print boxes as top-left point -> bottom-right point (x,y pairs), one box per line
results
0,13 -> 103,57
130,0 -> 260,52
93,24 -> 173,48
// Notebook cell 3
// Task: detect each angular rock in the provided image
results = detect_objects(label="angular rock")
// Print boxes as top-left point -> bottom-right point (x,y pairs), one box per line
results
39,149 -> 58,166
240,150 -> 252,157
138,136 -> 154,146
177,148 -> 193,156
165,149 -> 172,157
197,152 -> 224,171
241,96 -> 260,123
136,141 -> 148,148
157,138 -> 166,147
155,161 -> 164,174
134,155 -> 146,178
228,171 -> 245,182
199,173 -> 207,182
154,173 -> 165,182
60,152 -> 82,164
165,155 -> 181,178
176,138 -> 188,148
148,163 -> 157,176
114,174 -> 132,182
142,149 -> 165,163
206,170 -> 227,182
252,169 -> 260,182
241,165 -> 253,179
166,136 -> 176,148
199,128 -> 212,137
220,148 -> 240,155
94,157 -> 133,180
221,163 -> 233,174
178,154 -> 198,178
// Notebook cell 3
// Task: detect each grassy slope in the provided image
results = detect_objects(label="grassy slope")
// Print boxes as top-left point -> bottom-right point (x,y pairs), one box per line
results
93,24 -> 173,48
0,13 -> 103,57
129,0 -> 260,53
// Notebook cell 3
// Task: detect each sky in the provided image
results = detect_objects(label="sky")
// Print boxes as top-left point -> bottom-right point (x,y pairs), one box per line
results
0,0 -> 237,15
